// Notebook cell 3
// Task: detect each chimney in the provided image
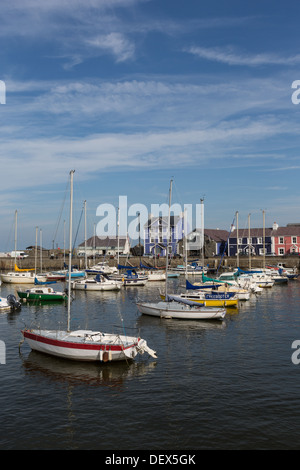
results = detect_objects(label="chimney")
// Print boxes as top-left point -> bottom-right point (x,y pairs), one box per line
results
273,222 -> 278,230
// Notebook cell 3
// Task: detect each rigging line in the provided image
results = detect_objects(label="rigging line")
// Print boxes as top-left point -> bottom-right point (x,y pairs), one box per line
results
216,213 -> 236,276
171,178 -> 185,209
73,206 -> 83,252
4,211 -> 15,252
171,178 -> 180,199
52,179 -> 69,246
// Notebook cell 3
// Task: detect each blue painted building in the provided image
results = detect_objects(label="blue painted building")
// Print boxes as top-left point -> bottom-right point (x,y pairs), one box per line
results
228,227 -> 273,256
143,215 -> 183,256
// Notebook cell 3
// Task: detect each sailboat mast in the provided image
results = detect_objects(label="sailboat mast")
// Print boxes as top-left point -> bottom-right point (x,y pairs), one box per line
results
40,229 -> 42,273
117,207 -> 120,266
248,213 -> 251,270
184,209 -> 187,279
236,211 -> 239,268
67,170 -> 75,332
164,179 -> 173,300
262,209 -> 265,270
201,198 -> 204,270
138,211 -> 141,267
63,219 -> 66,265
84,200 -> 87,270
14,210 -> 17,269
35,226 -> 38,275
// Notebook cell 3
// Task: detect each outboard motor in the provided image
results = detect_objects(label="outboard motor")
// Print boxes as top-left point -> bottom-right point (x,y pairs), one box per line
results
7,294 -> 22,311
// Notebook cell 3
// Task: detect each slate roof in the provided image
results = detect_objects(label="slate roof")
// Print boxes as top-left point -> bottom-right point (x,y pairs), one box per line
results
78,236 -> 127,248
193,228 -> 229,242
230,225 -> 300,238
145,215 -> 180,228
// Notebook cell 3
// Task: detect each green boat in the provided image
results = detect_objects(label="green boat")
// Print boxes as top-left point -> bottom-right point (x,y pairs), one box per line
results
17,287 -> 67,301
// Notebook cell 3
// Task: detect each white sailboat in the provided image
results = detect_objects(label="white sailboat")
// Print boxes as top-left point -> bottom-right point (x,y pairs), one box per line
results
1,212 -> 47,284
21,171 -> 157,362
138,263 -> 166,281
85,261 -> 118,275
137,180 -> 226,321
144,270 -> 166,281
72,274 -> 122,291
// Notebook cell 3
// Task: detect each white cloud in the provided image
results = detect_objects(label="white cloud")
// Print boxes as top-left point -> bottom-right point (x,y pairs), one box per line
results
186,45 -> 300,67
86,33 -> 136,62
0,0 -> 142,66
0,115 -> 295,194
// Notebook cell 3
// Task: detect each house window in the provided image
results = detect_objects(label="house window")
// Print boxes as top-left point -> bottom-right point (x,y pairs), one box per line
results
247,237 -> 252,244
292,236 -> 297,244
279,237 -> 284,244
238,238 -> 242,245
257,237 -> 262,244
279,248 -> 285,255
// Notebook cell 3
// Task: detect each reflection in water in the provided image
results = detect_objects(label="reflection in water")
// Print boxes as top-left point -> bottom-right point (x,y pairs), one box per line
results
21,350 -> 157,389
136,312 -> 227,332
1,277 -> 300,449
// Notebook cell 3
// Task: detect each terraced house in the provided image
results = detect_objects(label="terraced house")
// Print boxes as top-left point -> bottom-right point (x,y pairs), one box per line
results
228,223 -> 300,257
272,223 -> 300,255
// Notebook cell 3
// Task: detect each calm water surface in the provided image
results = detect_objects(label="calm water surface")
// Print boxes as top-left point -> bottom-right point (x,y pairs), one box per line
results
1,277 -> 300,450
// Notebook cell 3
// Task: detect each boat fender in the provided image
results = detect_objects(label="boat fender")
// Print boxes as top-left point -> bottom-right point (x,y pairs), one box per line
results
103,351 -> 109,362
108,348 -> 112,361
99,350 -> 103,361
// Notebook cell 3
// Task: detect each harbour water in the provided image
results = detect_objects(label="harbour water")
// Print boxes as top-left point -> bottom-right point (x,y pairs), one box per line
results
0,276 -> 300,450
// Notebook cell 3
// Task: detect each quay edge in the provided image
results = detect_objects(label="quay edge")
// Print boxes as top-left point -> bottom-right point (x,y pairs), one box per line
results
0,254 -> 299,273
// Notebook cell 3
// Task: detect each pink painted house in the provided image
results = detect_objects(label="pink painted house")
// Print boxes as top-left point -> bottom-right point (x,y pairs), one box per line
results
272,223 -> 300,255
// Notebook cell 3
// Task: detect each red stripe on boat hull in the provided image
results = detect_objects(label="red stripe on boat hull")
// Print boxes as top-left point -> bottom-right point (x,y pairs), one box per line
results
22,329 -> 137,352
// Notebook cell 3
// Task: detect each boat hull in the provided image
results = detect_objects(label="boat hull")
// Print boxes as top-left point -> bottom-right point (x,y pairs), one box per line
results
160,294 -> 238,307
66,272 -> 86,279
137,301 -> 226,320
147,272 -> 166,281
18,292 -> 66,301
123,278 -> 148,286
1,273 -> 36,284
46,274 -> 66,281
0,298 -> 12,311
1,273 -> 48,284
71,281 -> 121,291
22,329 -> 156,362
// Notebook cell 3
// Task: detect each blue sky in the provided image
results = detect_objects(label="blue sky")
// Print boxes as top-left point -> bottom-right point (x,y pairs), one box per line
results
1,0 -> 300,250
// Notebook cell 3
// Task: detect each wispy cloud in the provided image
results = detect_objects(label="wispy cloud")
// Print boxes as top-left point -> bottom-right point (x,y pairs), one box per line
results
86,33 -> 136,62
0,0 -> 142,66
0,115 -> 296,193
186,45 -> 300,67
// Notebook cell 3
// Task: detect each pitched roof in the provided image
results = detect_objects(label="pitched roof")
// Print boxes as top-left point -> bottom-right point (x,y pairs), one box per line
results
230,225 -> 300,238
145,215 -> 181,228
274,225 -> 300,236
78,236 -> 127,248
230,228 -> 272,237
193,228 -> 229,242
